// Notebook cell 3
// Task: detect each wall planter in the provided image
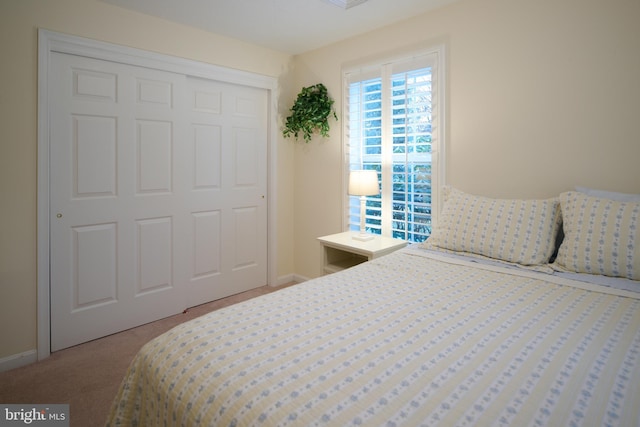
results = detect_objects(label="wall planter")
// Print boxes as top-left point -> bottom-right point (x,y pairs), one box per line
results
283,83 -> 337,142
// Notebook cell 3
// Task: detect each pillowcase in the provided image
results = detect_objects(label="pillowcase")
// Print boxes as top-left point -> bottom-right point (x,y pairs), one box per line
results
424,187 -> 562,266
554,191 -> 640,281
575,186 -> 640,203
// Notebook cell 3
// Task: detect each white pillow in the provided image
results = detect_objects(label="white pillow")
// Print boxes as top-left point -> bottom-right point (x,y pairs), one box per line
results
554,191 -> 640,280
575,186 -> 640,203
424,187 -> 562,266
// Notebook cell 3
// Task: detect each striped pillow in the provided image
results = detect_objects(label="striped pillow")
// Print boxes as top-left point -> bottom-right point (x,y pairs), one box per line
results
554,191 -> 640,280
425,187 -> 562,265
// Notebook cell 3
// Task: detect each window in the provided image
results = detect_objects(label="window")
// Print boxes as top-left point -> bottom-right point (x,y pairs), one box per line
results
344,47 -> 445,242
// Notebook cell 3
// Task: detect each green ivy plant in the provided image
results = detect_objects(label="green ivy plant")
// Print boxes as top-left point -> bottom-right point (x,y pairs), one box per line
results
283,83 -> 337,143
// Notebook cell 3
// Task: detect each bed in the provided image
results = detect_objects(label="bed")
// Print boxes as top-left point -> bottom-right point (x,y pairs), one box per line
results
106,188 -> 640,426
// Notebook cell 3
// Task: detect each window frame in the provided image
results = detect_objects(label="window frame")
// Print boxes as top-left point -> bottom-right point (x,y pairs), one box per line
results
341,44 -> 447,240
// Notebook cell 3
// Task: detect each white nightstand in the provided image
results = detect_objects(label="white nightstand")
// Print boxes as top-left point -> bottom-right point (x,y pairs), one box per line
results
317,231 -> 407,275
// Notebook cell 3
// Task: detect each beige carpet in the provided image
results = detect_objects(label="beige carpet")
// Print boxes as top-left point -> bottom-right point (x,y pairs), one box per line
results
0,283 -> 295,427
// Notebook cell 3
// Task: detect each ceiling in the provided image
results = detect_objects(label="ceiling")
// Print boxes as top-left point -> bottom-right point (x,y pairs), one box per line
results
99,0 -> 459,54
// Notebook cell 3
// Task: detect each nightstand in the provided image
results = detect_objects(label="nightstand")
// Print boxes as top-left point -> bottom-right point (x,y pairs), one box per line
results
317,231 -> 407,275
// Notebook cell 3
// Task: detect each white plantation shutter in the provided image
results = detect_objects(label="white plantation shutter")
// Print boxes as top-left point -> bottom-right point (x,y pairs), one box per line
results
344,48 -> 444,242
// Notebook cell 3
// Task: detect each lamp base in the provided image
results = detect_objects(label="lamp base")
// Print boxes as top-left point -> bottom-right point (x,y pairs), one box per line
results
352,233 -> 375,241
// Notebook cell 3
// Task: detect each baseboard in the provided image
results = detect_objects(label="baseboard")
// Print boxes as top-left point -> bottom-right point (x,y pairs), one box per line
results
0,349 -> 38,373
272,274 -> 309,287
291,274 -> 310,283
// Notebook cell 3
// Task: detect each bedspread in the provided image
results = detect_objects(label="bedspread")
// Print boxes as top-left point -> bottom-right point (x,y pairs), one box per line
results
106,248 -> 640,426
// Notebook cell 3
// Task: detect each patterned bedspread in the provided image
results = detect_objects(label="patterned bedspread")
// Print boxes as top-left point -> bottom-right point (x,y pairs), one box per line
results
106,248 -> 640,426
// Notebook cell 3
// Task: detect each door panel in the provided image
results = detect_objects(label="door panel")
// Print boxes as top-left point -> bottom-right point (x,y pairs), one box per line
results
50,53 -> 187,350
50,53 -> 268,351
184,77 -> 267,307
136,217 -> 173,294
73,223 -> 117,308
136,120 -> 173,193
192,211 -> 221,278
74,115 -> 117,197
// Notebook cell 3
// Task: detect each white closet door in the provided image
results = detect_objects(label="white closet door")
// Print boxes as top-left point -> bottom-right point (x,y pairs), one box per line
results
184,77 -> 268,307
49,52 -> 267,351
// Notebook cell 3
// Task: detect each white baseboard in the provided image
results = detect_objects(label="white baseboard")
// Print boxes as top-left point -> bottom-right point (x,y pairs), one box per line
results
272,274 -> 309,287
291,274 -> 310,283
0,349 -> 37,373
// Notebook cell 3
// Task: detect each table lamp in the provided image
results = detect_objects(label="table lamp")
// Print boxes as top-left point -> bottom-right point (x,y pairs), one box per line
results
348,169 -> 379,241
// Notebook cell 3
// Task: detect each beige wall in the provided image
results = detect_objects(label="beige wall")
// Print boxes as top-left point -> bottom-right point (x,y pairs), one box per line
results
0,0 -> 295,361
292,0 -> 640,279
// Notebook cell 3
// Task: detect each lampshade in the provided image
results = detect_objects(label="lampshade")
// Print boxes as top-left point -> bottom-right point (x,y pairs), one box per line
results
348,170 -> 379,196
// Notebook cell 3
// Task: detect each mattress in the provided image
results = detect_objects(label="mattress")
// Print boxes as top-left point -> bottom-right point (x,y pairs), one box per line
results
106,247 -> 640,426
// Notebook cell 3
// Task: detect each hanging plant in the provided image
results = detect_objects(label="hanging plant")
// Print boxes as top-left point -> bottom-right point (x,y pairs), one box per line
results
283,83 -> 337,143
